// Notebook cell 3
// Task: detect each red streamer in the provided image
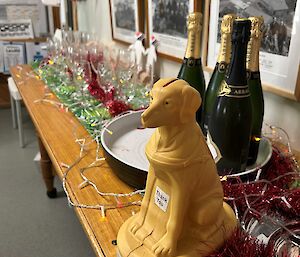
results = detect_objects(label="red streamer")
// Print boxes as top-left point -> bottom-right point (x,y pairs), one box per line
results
208,228 -> 276,257
106,99 -> 130,116
214,146 -> 300,256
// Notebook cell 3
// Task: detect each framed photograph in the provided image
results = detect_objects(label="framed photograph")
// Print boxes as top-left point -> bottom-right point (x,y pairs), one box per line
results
146,0 -> 201,62
203,0 -> 300,101
109,0 -> 143,45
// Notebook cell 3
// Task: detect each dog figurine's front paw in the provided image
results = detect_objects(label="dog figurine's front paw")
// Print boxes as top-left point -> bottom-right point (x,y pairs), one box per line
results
152,235 -> 176,256
129,221 -> 142,234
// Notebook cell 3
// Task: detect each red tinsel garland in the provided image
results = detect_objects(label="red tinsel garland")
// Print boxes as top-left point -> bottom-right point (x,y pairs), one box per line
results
106,99 -> 130,116
87,80 -> 106,102
222,147 -> 300,221
208,229 -> 277,257
210,147 -> 300,257
86,69 -> 131,116
262,147 -> 297,188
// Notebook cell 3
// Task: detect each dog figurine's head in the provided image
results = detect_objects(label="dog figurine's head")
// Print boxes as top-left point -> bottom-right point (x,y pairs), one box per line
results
141,78 -> 201,128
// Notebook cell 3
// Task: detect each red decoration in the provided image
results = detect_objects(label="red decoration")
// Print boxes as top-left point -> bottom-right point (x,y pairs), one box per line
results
208,228 -> 276,257
66,67 -> 73,81
87,73 -> 130,116
262,147 -> 297,188
103,84 -> 115,102
222,147 -> 300,221
273,188 -> 300,218
88,80 -> 105,102
38,56 -> 51,68
106,99 -> 130,116
213,146 -> 300,256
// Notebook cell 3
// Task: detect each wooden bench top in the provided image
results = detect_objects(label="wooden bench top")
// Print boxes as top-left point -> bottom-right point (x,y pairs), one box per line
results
10,65 -> 141,257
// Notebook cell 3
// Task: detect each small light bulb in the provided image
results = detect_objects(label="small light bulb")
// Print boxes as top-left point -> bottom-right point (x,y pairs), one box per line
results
253,136 -> 261,142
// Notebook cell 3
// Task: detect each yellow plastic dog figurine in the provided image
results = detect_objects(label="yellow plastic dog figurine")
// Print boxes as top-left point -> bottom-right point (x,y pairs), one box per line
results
117,78 -> 237,257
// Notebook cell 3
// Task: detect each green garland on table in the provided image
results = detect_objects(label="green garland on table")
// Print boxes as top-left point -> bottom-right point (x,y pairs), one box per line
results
32,60 -> 149,137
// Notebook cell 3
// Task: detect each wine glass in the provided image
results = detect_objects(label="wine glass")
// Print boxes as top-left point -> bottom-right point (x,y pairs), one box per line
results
73,59 -> 92,104
95,47 -> 116,102
119,48 -> 135,70
66,45 -> 89,77
73,31 -> 82,45
118,48 -> 136,97
88,42 -> 104,74
97,61 -> 109,85
50,40 -> 68,82
109,47 -> 120,77
62,29 -> 75,47
81,31 -> 91,44
47,38 -> 56,58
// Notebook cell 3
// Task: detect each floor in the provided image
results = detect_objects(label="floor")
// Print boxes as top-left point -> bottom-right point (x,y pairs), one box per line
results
0,107 -> 95,257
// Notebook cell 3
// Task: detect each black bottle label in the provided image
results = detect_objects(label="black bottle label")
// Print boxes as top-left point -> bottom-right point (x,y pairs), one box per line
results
218,81 -> 250,98
183,57 -> 202,67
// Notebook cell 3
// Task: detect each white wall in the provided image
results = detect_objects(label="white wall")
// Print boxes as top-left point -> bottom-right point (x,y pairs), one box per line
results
77,0 -> 300,151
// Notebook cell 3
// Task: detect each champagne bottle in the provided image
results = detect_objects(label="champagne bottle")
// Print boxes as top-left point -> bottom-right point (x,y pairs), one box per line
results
202,14 -> 236,136
209,19 -> 252,175
178,12 -> 206,129
247,16 -> 265,165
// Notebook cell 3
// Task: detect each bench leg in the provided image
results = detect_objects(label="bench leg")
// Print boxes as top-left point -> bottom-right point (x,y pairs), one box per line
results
10,95 -> 17,129
15,100 -> 24,147
37,136 -> 57,198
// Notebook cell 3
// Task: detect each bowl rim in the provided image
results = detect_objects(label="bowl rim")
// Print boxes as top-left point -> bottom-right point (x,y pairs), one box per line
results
100,110 -> 148,173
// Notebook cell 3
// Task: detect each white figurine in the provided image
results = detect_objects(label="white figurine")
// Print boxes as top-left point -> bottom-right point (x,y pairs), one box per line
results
129,32 -> 146,72
145,35 -> 158,84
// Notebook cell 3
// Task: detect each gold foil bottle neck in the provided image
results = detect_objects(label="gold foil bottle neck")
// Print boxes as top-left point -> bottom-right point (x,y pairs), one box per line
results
184,12 -> 202,59
217,14 -> 236,64
220,14 -> 236,34
187,12 -> 202,33
249,16 -> 264,38
247,16 -> 264,72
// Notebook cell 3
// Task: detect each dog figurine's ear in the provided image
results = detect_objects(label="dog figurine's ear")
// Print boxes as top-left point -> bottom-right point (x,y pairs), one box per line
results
180,83 -> 201,123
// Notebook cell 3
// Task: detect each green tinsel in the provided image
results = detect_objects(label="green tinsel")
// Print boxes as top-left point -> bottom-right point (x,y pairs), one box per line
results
32,59 -> 149,138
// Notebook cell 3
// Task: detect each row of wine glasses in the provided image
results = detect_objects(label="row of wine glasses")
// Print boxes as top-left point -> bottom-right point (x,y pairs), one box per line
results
43,29 -> 150,110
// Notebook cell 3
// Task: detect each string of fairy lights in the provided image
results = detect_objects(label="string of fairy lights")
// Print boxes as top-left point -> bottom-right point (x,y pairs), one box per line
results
60,119 -> 145,220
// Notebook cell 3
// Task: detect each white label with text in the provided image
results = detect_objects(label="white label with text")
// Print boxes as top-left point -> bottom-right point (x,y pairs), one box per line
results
155,186 -> 169,212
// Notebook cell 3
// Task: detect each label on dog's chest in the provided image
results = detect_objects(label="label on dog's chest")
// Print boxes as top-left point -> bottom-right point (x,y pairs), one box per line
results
155,186 -> 169,212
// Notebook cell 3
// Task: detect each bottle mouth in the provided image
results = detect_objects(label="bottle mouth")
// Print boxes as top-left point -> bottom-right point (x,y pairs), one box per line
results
235,18 -> 249,22
232,19 -> 251,44
187,12 -> 202,22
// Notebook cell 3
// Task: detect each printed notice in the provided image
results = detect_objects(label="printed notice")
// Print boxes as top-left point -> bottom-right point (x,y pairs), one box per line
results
154,186 -> 169,212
